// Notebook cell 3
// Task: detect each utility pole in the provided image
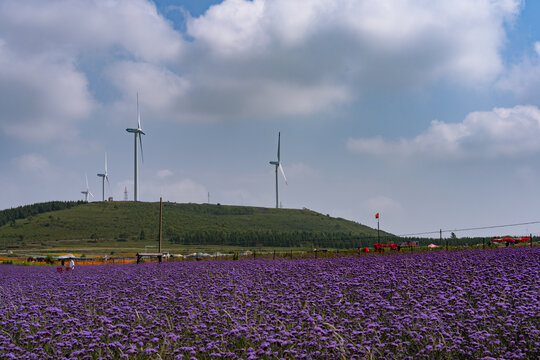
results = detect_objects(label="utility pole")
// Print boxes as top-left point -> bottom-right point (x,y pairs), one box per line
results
441,229 -> 447,251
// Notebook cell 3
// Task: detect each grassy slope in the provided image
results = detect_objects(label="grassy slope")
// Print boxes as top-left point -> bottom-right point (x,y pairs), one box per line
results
0,202 -> 383,249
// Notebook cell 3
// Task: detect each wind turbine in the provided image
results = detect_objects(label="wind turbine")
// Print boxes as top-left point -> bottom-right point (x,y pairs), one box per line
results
269,132 -> 287,209
126,93 -> 145,201
81,173 -> 94,202
97,153 -> 109,201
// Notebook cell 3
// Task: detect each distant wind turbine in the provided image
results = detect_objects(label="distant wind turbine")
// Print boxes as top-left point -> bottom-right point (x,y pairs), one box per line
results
269,132 -> 287,209
126,93 -> 145,201
97,153 -> 109,201
81,173 -> 94,202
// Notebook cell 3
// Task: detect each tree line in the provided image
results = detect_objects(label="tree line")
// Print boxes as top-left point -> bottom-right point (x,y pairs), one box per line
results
0,201 -> 85,227
166,230 -> 534,249
166,229 -> 404,249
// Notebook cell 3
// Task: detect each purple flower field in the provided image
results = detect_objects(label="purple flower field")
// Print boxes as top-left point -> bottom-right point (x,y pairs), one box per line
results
0,248 -> 538,359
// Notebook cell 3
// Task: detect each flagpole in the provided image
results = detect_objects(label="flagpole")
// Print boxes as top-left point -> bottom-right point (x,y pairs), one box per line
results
377,217 -> 380,243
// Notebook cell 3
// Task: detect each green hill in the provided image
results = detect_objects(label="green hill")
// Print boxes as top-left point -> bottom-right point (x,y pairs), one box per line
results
0,201 -> 393,252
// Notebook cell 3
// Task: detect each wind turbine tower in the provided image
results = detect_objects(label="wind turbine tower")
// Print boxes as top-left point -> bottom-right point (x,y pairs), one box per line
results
81,173 -> 94,202
97,153 -> 109,202
126,93 -> 145,201
269,132 -> 287,209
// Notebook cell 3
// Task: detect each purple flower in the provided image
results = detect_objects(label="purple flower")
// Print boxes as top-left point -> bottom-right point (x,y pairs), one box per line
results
0,247 -> 537,359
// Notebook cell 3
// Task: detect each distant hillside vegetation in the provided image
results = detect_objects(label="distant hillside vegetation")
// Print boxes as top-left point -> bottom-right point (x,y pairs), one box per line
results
0,201 -> 85,227
0,201 -> 395,249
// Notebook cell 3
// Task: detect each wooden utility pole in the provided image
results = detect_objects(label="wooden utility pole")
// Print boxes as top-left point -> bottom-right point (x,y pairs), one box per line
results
159,197 -> 162,253
441,229 -> 445,251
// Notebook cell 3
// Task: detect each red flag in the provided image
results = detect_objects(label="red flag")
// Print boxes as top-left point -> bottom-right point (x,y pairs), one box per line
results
375,213 -> 379,219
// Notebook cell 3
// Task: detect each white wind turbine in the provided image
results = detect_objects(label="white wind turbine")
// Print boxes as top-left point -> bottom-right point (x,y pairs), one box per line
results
269,132 -> 287,209
126,93 -> 145,201
96,153 -> 109,201
81,173 -> 94,202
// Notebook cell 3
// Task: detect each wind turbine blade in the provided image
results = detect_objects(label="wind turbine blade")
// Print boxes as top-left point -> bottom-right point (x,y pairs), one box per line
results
277,132 -> 280,162
85,173 -> 89,189
89,191 -> 94,198
137,93 -> 141,129
139,132 -> 144,163
105,153 -> 108,174
279,163 -> 288,185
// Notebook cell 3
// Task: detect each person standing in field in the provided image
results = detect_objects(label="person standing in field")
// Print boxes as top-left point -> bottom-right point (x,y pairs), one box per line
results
69,259 -> 75,270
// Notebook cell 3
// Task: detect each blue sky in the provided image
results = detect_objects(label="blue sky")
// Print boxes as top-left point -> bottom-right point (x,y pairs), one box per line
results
1,0 -> 540,237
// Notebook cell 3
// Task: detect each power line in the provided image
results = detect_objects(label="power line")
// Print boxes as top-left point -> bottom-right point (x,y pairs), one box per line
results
399,220 -> 540,237
400,230 -> 440,237
444,220 -> 540,233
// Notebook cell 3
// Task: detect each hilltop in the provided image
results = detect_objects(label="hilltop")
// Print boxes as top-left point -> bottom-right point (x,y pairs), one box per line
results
0,201 -> 393,252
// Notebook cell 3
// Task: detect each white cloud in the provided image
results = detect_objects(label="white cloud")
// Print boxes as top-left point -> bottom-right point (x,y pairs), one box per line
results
187,0 -> 518,86
0,42 -> 93,142
136,0 -> 518,122
182,78 -> 350,121
0,0 -> 183,143
347,105 -> 540,158
13,154 -> 52,176
106,60 -> 190,120
497,41 -> 540,102
0,0 -> 522,131
0,0 -> 183,62
187,0 -> 268,58
156,169 -> 173,179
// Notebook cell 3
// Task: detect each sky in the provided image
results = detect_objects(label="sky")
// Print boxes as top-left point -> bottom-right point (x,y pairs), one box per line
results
2,0 -> 540,238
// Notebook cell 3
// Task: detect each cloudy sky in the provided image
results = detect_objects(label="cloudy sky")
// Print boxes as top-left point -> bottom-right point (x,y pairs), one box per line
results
2,0 -> 540,237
